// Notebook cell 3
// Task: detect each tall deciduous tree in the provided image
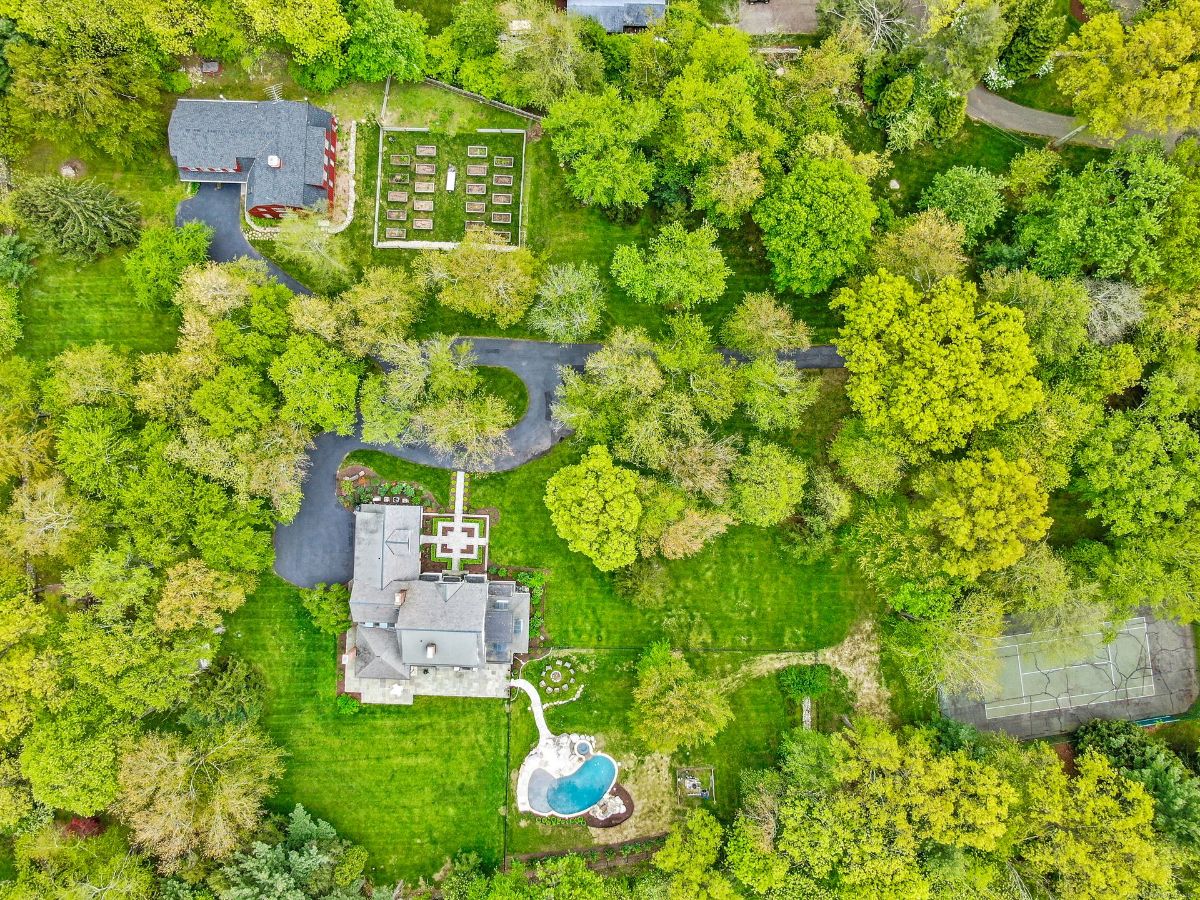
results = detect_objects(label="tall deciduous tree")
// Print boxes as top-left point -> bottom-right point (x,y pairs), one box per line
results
19,699 -> 133,815
1057,0 -> 1200,138
1017,140 -> 1183,284
4,44 -> 164,159
497,0 -> 603,110
7,824 -> 155,900
154,559 -> 255,632
1075,401 -> 1200,537
913,449 -> 1051,580
415,229 -> 539,326
631,642 -> 732,753
114,724 -> 285,869
834,272 -> 1042,453
721,292 -> 811,358
544,86 -> 662,211
610,221 -> 729,309
526,262 -> 606,341
982,269 -> 1090,367
753,155 -> 877,296
544,445 -> 641,572
918,165 -> 1007,244
240,0 -> 350,63
268,334 -> 362,435
344,0 -> 427,83
731,441 -> 808,527
122,223 -> 213,309
870,210 -> 968,288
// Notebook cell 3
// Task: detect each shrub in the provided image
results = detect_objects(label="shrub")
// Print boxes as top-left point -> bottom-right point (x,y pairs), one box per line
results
778,664 -> 833,700
335,694 -> 361,716
0,234 -> 36,286
299,582 -> 352,635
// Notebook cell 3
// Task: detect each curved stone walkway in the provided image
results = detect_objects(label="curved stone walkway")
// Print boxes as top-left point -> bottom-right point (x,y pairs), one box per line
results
510,679 -> 553,743
177,183 -> 844,586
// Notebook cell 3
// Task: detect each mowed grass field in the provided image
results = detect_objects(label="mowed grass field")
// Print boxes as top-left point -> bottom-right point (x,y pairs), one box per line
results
351,435 -> 870,651
225,576 -> 510,882
12,139 -> 187,362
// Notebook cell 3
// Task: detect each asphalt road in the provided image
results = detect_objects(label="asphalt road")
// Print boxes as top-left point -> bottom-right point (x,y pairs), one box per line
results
177,183 -> 845,586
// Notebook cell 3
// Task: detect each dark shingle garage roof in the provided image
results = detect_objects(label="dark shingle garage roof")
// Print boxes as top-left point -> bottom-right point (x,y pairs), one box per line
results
566,0 -> 665,31
168,99 -> 333,210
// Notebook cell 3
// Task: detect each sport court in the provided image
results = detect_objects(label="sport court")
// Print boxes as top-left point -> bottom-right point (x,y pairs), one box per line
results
939,611 -> 1198,740
984,618 -> 1154,719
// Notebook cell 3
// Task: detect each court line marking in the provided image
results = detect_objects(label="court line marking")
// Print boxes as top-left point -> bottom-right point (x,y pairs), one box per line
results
983,619 -> 1157,718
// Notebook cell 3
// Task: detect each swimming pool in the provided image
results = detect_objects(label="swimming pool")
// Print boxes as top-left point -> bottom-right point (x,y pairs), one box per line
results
524,754 -> 618,817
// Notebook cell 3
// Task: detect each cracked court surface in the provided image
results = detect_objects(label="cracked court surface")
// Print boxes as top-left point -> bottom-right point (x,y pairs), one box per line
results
940,611 -> 1198,740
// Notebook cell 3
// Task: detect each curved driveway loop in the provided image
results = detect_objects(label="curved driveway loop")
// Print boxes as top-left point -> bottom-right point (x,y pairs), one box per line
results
177,183 -> 844,587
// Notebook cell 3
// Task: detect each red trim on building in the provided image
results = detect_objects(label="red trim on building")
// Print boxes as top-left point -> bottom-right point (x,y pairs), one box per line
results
249,204 -> 287,219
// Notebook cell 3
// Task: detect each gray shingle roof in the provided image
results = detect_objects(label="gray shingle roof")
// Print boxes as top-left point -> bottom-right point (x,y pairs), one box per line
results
167,99 -> 333,210
348,504 -> 521,680
567,0 -> 665,31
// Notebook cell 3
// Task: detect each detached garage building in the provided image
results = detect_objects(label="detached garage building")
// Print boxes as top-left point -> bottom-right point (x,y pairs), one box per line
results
564,0 -> 665,32
167,98 -> 337,219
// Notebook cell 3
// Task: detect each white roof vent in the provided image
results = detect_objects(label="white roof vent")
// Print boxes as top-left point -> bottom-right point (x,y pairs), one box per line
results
425,643 -> 437,659
267,155 -> 281,168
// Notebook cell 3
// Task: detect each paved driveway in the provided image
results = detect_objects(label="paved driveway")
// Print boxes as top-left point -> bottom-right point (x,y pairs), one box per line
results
736,0 -> 817,35
177,184 -> 844,586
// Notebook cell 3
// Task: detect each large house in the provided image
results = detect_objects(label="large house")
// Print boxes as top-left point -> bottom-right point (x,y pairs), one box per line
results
167,99 -> 337,219
342,502 -> 530,705
564,0 -> 665,32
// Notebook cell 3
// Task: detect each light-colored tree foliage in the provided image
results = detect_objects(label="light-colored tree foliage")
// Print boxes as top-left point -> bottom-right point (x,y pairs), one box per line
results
721,292 -> 811,358
114,724 -> 285,869
154,559 -> 255,632
870,210 -> 967,287
526,262 -> 606,341
544,445 -> 642,572
835,272 -> 1041,453
1057,0 -> 1200,138
630,641 -> 732,754
611,221 -> 729,309
731,441 -> 808,527
415,228 -> 539,326
913,449 -> 1051,580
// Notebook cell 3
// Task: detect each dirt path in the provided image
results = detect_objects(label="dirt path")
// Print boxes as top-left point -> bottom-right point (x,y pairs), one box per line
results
718,619 -> 892,719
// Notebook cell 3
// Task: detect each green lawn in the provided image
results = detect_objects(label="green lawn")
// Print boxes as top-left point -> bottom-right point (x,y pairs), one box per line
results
998,69 -> 1075,117
477,365 -> 530,420
375,126 -> 525,244
351,437 -> 872,651
224,576 -> 509,883
12,140 -> 187,362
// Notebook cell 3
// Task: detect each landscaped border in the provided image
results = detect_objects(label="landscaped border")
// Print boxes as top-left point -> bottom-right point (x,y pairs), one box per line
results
371,125 -> 528,251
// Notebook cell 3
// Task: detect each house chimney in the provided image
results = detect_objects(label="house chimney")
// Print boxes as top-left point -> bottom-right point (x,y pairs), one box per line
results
425,643 -> 437,659
267,155 -> 282,168
394,589 -> 407,608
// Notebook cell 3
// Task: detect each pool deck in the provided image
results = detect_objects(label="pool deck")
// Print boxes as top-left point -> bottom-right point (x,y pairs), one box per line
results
511,678 -> 619,818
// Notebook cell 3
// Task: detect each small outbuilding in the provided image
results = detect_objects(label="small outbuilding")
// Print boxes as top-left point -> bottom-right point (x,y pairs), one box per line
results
565,0 -> 665,32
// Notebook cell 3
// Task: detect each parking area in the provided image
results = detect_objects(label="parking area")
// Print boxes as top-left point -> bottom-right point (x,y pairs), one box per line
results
736,0 -> 818,35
